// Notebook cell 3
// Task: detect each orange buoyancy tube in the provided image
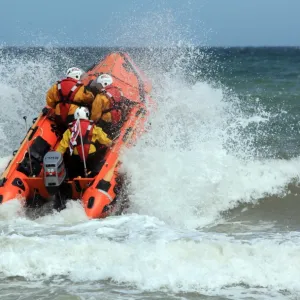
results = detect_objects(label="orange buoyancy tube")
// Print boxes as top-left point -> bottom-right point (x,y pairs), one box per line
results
57,78 -> 83,122
69,119 -> 94,161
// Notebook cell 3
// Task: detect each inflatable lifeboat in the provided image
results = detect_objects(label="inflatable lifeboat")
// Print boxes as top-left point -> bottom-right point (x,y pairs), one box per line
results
0,52 -> 153,218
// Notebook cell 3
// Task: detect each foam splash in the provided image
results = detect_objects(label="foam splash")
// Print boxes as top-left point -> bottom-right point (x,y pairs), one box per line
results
35,201 -> 89,225
122,58 -> 300,229
0,48 -> 73,154
0,199 -> 25,220
1,219 -> 300,298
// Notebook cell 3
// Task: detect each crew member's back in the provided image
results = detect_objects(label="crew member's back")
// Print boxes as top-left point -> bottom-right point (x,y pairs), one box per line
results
46,67 -> 94,130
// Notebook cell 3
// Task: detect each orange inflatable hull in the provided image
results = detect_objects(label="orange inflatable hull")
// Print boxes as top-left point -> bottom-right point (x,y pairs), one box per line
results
0,52 -> 154,219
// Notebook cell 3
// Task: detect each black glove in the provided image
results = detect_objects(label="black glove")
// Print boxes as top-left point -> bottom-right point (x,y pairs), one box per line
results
42,107 -> 50,116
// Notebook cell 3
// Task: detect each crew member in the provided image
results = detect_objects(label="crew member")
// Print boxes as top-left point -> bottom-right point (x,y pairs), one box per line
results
46,67 -> 94,129
88,74 -> 129,137
56,107 -> 112,178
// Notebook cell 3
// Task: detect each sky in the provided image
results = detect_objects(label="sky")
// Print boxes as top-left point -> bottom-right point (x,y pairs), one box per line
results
0,0 -> 300,47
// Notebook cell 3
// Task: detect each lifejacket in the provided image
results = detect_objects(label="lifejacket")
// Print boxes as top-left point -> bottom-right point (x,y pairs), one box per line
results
69,119 -> 94,161
57,78 -> 83,122
101,86 -> 125,125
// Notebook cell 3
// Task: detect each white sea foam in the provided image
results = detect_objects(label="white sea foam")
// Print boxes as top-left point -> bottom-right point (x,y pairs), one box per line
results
0,215 -> 300,299
122,73 -> 300,229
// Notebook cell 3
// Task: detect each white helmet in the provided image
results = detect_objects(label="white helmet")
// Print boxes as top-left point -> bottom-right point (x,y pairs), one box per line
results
66,67 -> 84,80
96,74 -> 113,87
74,107 -> 89,120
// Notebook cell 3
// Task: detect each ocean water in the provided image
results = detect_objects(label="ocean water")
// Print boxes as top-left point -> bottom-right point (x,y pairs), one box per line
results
1,46 -> 300,300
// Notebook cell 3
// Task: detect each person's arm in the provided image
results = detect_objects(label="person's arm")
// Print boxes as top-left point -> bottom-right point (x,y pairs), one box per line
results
91,94 -> 105,121
73,86 -> 94,105
56,130 -> 71,154
94,126 -> 112,147
46,84 -> 58,108
101,95 -> 112,122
